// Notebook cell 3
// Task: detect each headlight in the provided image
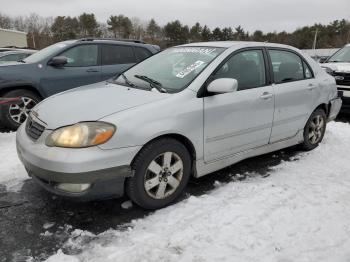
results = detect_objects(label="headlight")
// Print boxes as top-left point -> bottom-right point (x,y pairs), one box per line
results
321,66 -> 334,75
46,122 -> 116,148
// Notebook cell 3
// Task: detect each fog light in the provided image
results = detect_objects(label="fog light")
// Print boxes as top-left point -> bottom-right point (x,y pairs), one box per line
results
56,183 -> 91,193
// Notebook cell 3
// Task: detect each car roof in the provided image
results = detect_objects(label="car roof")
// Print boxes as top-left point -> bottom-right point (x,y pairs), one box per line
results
180,41 -> 298,50
64,38 -> 160,52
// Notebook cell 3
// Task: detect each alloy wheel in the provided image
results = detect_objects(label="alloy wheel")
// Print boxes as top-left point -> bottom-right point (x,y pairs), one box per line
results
308,115 -> 325,144
8,96 -> 37,124
144,151 -> 184,199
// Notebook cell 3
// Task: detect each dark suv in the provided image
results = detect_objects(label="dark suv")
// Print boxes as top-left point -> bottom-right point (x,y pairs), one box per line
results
0,38 -> 159,130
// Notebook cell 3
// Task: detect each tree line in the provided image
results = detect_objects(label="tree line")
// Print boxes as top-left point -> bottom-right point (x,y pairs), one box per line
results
0,12 -> 349,50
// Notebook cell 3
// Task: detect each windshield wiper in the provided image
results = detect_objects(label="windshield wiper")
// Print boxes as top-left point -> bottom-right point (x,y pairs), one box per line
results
134,75 -> 167,93
120,73 -> 137,88
17,60 -> 26,63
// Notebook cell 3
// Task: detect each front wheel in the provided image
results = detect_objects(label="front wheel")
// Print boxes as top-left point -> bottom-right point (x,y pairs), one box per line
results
126,138 -> 192,210
301,109 -> 326,151
0,89 -> 41,130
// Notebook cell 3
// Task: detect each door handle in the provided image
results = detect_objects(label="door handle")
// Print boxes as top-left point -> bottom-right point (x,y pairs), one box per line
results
260,92 -> 273,100
86,68 -> 99,73
307,83 -> 315,91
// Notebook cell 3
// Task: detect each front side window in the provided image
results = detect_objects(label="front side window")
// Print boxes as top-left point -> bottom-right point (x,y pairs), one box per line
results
303,61 -> 313,79
24,41 -> 74,63
213,50 -> 266,90
269,50 -> 305,83
101,45 -> 136,65
60,45 -> 98,67
114,46 -> 225,93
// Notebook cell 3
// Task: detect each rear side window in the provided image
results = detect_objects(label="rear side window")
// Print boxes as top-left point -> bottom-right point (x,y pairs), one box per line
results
213,49 -> 266,91
60,45 -> 98,67
101,45 -> 136,65
303,61 -> 313,79
269,50 -> 307,83
134,47 -> 152,62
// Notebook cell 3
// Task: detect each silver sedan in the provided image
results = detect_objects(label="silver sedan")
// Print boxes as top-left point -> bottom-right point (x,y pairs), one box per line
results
16,41 -> 342,209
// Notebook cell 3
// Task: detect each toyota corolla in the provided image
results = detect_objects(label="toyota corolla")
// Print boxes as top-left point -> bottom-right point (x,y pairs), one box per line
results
16,42 -> 342,209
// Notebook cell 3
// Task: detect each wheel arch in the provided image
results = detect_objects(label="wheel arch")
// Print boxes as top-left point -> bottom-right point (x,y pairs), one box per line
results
131,133 -> 197,176
0,85 -> 44,99
314,103 -> 330,117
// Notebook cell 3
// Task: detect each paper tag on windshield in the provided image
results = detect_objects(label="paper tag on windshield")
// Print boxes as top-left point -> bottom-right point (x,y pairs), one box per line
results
176,61 -> 205,78
172,48 -> 217,55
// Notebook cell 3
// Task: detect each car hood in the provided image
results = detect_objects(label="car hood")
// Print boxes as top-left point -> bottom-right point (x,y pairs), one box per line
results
33,82 -> 170,129
322,62 -> 350,73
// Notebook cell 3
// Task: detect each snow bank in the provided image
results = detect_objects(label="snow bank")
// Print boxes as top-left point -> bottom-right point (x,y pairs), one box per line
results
46,122 -> 350,262
0,132 -> 27,190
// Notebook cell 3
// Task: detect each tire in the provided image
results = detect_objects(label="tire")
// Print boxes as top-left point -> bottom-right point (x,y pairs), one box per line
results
0,89 -> 41,131
301,109 -> 327,151
126,138 -> 192,210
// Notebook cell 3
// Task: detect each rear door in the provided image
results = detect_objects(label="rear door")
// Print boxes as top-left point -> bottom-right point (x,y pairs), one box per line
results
268,48 -> 318,142
203,49 -> 275,162
42,44 -> 101,96
100,44 -> 138,80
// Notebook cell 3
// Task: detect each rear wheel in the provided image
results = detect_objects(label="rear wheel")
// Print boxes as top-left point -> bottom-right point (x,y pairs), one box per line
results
0,89 -> 41,130
301,109 -> 326,151
126,138 -> 192,209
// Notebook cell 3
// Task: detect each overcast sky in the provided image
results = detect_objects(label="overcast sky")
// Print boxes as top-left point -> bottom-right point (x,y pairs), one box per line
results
1,0 -> 349,32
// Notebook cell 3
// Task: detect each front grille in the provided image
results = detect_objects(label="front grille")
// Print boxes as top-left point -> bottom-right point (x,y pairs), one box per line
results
25,115 -> 45,141
333,72 -> 350,86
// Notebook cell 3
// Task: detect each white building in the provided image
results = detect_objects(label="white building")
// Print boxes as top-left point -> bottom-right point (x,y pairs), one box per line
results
0,28 -> 27,48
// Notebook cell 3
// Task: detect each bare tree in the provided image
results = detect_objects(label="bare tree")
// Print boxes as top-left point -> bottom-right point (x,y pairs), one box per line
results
0,13 -> 12,29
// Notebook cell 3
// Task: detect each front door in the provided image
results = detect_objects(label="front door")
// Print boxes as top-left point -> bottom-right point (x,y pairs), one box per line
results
203,49 -> 274,162
42,44 -> 101,96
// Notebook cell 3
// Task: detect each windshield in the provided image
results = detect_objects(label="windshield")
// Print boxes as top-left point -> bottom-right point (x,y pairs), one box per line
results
114,46 -> 225,93
328,46 -> 350,63
23,41 -> 73,63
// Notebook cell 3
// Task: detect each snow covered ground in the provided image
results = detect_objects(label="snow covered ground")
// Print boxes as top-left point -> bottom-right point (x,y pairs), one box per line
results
0,131 -> 27,191
1,122 -> 350,262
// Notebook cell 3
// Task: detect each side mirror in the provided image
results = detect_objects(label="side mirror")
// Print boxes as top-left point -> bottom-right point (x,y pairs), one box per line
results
207,78 -> 238,94
318,57 -> 328,63
48,56 -> 68,67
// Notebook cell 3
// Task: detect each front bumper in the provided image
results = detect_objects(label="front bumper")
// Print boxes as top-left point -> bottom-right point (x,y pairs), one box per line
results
338,85 -> 350,112
16,124 -> 141,200
328,97 -> 342,121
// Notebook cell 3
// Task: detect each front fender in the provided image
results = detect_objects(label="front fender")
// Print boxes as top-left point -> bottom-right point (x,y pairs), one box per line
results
99,91 -> 204,160
0,63 -> 43,97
